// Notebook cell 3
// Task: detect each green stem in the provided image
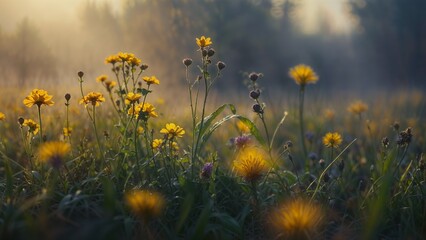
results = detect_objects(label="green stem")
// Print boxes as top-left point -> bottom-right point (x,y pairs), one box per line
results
37,105 -> 43,143
299,86 -> 307,161
92,106 -> 103,168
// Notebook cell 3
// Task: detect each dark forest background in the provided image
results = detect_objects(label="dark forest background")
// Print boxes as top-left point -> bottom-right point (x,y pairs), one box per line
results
0,0 -> 425,92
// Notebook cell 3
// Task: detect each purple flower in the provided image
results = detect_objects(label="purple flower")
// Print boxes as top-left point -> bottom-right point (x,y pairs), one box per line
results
200,162 -> 214,180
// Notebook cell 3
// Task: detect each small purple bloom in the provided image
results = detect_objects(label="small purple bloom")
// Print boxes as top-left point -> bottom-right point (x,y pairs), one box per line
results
200,162 -> 214,179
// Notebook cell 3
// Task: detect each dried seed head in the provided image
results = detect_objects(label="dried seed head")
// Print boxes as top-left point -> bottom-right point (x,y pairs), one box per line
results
18,117 -> 25,125
140,64 -> 149,70
78,71 -> 84,78
382,137 -> 389,148
65,93 -> 71,101
202,49 -> 208,57
393,122 -> 400,131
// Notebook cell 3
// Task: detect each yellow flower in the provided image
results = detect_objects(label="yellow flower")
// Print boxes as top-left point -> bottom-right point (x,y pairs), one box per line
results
127,102 -> 158,119
142,76 -> 160,85
236,120 -> 250,134
104,80 -> 116,92
38,141 -> 71,169
0,112 -> 5,121
322,132 -> 342,148
23,89 -> 54,108
63,127 -> 72,137
96,75 -> 108,83
118,52 -> 135,62
125,190 -> 165,220
23,119 -> 40,135
160,123 -> 185,139
152,139 -> 163,149
233,147 -> 268,182
79,92 -> 105,107
105,54 -> 120,64
128,56 -> 141,66
347,100 -> 368,115
196,36 -> 212,48
324,108 -> 335,121
271,198 -> 324,239
289,64 -> 318,86
137,126 -> 144,135
125,92 -> 142,105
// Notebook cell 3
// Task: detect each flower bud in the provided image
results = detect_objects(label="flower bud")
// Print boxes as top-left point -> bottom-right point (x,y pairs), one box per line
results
208,48 -> 215,57
217,61 -> 226,70
202,49 -> 208,57
78,71 -> 84,78
65,93 -> 71,101
249,90 -> 260,99
140,64 -> 149,70
249,72 -> 259,81
18,117 -> 25,125
252,103 -> 263,114
183,58 -> 193,67
319,159 -> 325,168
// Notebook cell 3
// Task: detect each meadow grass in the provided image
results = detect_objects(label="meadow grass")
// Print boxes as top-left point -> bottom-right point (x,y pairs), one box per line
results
0,36 -> 425,240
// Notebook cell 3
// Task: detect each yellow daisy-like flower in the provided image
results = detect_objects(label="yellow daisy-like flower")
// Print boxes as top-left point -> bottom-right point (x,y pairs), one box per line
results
233,147 -> 268,182
118,52 -> 135,62
125,190 -> 165,221
160,123 -> 185,139
23,119 -> 40,135
128,56 -> 141,66
152,139 -> 163,149
38,141 -> 71,169
271,198 -> 324,239
322,132 -> 342,148
63,127 -> 72,137
79,92 -> 105,107
128,102 -> 158,119
137,126 -> 144,135
142,76 -> 160,85
0,112 -> 5,121
96,74 -> 108,83
23,89 -> 54,108
196,36 -> 212,48
104,80 -> 116,92
289,64 -> 318,86
347,100 -> 368,115
125,92 -> 142,105
105,54 -> 120,65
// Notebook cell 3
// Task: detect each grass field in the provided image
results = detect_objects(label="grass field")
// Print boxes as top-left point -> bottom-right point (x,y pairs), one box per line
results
0,36 -> 425,240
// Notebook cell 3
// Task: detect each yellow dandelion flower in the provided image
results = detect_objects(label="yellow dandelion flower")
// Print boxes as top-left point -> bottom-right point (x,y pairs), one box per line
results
23,119 -> 40,135
128,102 -> 158,119
347,100 -> 368,115
79,92 -> 105,107
196,36 -> 212,48
160,123 -> 185,139
125,190 -> 165,221
23,89 -> 54,108
0,112 -> 5,121
105,54 -> 120,65
142,76 -> 160,85
152,139 -> 164,149
125,92 -> 142,105
322,132 -> 342,148
271,198 -> 324,239
104,80 -> 116,92
289,64 -> 318,86
38,141 -> 71,169
96,74 -> 108,83
63,127 -> 72,137
233,147 -> 268,182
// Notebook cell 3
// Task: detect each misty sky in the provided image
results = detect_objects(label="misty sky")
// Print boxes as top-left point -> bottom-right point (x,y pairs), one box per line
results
0,0 -> 356,35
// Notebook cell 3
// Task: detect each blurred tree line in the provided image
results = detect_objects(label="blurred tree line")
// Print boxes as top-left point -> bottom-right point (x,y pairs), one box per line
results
0,18 -> 57,86
0,0 -> 425,90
